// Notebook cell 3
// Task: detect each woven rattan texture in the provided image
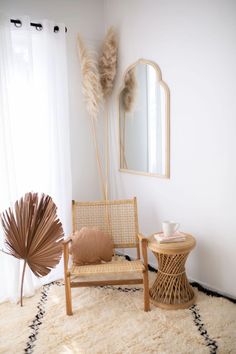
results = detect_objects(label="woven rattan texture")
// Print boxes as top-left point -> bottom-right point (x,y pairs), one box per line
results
150,252 -> 195,306
71,260 -> 144,275
73,200 -> 138,247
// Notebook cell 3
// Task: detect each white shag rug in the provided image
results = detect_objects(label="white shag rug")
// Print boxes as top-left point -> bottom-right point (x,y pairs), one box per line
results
0,273 -> 236,354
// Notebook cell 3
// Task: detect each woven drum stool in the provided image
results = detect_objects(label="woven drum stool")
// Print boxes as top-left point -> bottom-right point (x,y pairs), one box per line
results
148,233 -> 196,309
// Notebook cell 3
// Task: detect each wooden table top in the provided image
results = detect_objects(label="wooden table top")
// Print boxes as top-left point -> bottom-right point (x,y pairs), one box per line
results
148,233 -> 196,255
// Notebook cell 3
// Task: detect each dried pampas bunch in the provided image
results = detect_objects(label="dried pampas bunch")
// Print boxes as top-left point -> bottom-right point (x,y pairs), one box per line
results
1,192 -> 64,306
122,67 -> 137,112
77,35 -> 102,120
98,27 -> 118,201
77,34 -> 106,198
99,27 -> 118,98
76,28 -> 118,201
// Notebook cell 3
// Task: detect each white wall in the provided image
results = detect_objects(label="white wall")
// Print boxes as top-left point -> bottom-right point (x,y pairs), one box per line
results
105,0 -> 236,297
0,0 -> 105,201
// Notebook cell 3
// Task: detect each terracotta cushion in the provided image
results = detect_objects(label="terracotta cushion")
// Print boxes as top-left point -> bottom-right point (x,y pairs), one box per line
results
70,227 -> 114,265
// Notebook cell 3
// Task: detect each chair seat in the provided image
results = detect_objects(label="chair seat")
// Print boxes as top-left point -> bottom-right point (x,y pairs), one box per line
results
70,260 -> 145,276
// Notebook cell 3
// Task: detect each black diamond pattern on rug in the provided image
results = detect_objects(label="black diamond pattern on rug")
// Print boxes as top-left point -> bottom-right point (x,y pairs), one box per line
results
190,304 -> 218,354
24,281 -> 62,354
25,281 -> 220,354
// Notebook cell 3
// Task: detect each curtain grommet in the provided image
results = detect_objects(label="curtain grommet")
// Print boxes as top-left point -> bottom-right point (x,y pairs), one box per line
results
13,20 -> 22,28
35,24 -> 43,31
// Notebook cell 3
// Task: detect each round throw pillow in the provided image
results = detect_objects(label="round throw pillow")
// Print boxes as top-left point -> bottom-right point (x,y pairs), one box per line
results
70,227 -> 114,265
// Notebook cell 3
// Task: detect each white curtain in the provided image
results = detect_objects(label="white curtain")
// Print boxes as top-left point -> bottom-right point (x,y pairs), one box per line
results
0,14 -> 72,303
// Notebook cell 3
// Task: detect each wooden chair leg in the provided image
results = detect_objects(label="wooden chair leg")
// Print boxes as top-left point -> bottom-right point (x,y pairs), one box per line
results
65,273 -> 73,315
138,234 -> 150,312
143,270 -> 150,311
63,239 -> 73,315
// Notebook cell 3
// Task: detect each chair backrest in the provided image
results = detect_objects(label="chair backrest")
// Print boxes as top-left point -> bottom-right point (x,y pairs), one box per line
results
72,198 -> 139,252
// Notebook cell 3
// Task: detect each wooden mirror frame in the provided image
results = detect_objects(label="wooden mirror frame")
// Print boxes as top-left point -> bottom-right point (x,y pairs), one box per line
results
118,58 -> 170,178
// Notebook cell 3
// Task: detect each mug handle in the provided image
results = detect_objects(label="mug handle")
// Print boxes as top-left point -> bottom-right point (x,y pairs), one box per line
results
174,223 -> 180,232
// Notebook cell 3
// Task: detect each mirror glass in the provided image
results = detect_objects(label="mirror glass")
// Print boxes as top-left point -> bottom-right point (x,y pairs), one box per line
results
119,60 -> 170,177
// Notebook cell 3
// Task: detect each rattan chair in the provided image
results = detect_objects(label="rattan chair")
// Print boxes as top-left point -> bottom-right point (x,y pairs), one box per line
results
63,197 -> 150,315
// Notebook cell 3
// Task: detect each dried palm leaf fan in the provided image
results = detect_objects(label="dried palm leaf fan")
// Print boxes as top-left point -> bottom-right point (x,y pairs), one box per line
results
99,27 -> 118,200
1,192 -> 64,306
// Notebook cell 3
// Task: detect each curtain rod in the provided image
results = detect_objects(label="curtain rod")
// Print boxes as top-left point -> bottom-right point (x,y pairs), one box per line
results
10,19 -> 67,33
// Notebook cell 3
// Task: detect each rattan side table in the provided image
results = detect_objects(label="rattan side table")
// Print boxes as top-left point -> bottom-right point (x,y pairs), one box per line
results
148,233 -> 196,310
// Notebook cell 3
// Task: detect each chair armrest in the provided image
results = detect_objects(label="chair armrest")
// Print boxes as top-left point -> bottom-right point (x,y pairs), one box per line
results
62,236 -> 73,245
138,233 -> 148,242
138,233 -> 149,269
63,236 -> 72,275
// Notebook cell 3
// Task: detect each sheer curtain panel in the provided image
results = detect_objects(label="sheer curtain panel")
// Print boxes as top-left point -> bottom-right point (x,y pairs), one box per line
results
0,14 -> 72,303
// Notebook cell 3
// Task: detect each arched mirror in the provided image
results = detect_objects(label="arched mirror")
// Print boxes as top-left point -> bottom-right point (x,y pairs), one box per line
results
119,59 -> 170,178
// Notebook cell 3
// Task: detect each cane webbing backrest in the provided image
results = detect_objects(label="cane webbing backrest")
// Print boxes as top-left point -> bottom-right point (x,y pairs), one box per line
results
72,198 -> 139,248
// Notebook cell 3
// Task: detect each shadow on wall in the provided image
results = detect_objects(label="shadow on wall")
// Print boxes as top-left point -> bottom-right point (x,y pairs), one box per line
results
190,237 -> 221,291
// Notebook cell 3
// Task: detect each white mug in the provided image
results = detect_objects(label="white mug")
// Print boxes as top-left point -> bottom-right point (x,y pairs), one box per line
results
162,221 -> 180,237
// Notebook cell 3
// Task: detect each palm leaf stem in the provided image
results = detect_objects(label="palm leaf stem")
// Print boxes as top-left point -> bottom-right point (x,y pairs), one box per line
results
20,259 -> 27,306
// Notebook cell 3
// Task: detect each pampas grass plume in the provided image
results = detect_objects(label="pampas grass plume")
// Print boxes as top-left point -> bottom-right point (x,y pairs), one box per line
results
77,34 -> 102,120
99,27 -> 118,97
122,67 -> 137,112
